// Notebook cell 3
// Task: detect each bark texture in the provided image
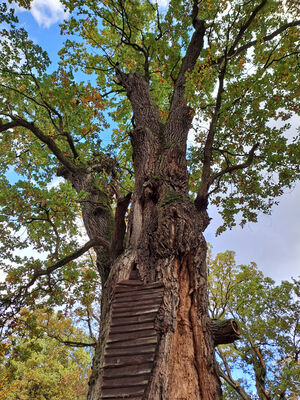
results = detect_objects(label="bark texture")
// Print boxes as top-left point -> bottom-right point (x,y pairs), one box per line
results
210,319 -> 240,346
86,64 -> 225,398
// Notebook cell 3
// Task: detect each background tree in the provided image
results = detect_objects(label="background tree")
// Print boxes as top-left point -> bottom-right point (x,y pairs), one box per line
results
0,1 -> 299,399
207,249 -> 299,400
0,309 -> 92,400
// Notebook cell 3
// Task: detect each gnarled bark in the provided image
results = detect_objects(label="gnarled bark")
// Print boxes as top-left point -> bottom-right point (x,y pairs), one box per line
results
87,91 -> 223,400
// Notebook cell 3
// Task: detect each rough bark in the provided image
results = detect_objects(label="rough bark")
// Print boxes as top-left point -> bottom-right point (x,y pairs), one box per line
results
210,319 -> 240,346
86,10 -> 228,396
86,71 -> 224,399
57,166 -> 113,283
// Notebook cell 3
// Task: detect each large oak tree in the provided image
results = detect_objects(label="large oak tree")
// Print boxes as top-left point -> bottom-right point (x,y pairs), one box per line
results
0,0 -> 299,398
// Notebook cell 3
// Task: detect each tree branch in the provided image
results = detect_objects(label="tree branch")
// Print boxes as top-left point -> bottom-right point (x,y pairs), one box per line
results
1,114 -> 78,173
47,332 -> 96,348
227,0 -> 268,57
167,7 -> 205,123
210,318 -> 240,346
195,64 -> 226,210
211,143 -> 259,184
229,20 -> 300,59
217,362 -> 251,400
29,237 -> 108,285
115,68 -> 161,133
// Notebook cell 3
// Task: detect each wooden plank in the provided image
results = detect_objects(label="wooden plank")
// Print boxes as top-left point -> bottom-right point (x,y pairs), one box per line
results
114,288 -> 164,300
108,336 -> 157,349
108,329 -> 157,343
110,322 -> 154,334
103,362 -> 153,378
105,344 -> 156,356
102,374 -> 150,389
102,385 -> 146,398
101,397 -> 142,400
117,280 -> 144,286
117,280 -> 163,288
104,353 -> 154,367
112,306 -> 160,317
112,298 -> 162,310
114,286 -> 164,295
111,312 -> 157,327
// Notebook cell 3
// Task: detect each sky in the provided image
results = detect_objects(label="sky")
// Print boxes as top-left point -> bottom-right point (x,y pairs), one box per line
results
4,0 -> 300,284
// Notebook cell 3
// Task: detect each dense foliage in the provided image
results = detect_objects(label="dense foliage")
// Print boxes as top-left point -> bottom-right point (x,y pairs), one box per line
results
208,250 -> 299,399
0,1 -> 299,398
0,250 -> 298,399
0,310 -> 91,400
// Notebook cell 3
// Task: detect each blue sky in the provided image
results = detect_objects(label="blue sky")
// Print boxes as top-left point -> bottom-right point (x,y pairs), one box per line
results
8,0 -> 300,283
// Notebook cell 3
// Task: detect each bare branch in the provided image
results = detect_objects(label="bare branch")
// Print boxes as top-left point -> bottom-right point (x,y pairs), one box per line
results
47,332 -> 96,348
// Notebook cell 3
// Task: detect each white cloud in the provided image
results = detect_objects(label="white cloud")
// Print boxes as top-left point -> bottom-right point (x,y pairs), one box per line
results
30,0 -> 68,28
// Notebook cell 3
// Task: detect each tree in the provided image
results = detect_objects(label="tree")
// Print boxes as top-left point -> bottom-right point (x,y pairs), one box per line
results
0,1 -> 299,398
0,310 -> 92,400
207,250 -> 299,399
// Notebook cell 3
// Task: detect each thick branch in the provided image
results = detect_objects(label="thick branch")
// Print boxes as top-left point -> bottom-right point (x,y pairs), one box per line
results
115,69 -> 161,133
0,120 -> 19,132
227,0 -> 267,57
165,9 -> 205,143
195,65 -> 226,210
231,20 -> 300,59
26,237 -> 109,291
209,318 -> 240,346
1,115 -> 78,173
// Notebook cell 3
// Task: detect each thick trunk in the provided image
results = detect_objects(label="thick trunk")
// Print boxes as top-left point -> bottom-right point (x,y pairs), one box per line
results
87,69 -> 223,399
88,176 -> 222,399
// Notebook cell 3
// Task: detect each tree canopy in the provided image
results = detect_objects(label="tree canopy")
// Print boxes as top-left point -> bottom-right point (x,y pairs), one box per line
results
207,249 -> 299,399
0,310 -> 91,400
0,1 -> 299,398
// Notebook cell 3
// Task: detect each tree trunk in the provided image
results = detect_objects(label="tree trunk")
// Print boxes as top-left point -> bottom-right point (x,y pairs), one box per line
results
86,72 -> 223,399
87,158 -> 222,399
